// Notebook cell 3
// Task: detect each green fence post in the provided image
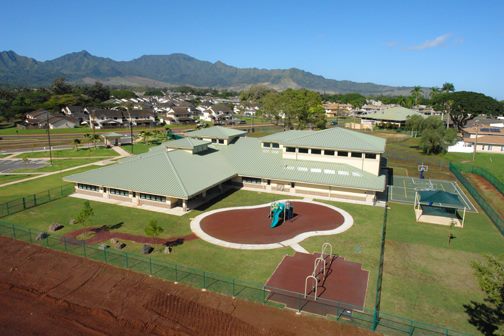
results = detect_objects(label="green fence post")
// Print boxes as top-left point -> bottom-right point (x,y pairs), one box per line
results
28,228 -> 32,243
203,272 -> 207,289
103,247 -> 108,263
149,256 -> 152,274
6,202 -> 10,216
83,241 -> 87,257
11,223 -> 16,239
45,235 -> 49,247
48,189 -> 51,201
22,197 -> 26,210
124,253 -> 129,268
232,279 -> 235,296
33,194 -> 37,206
175,264 -> 178,282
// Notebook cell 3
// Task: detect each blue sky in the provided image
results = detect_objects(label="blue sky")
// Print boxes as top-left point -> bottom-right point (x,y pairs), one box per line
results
2,0 -> 503,98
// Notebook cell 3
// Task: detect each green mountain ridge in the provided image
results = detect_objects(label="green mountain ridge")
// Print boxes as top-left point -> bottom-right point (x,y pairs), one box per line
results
0,50 -> 415,95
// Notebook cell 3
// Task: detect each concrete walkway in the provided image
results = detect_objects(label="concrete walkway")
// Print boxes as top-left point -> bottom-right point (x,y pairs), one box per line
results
111,146 -> 131,157
190,200 -> 354,251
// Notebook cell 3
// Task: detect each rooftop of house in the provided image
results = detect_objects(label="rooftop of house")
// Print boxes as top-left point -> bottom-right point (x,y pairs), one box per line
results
163,137 -> 210,151
362,106 -> 424,122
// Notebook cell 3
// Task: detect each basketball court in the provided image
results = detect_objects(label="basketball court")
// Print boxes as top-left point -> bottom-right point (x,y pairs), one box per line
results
388,175 -> 477,212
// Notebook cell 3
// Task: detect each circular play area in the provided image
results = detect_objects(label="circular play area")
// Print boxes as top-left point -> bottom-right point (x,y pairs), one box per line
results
190,200 -> 353,250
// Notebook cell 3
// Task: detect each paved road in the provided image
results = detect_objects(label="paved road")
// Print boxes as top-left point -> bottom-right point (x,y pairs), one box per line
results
0,159 -> 48,172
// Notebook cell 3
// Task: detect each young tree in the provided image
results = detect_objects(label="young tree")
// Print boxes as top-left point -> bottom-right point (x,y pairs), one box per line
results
144,220 -> 164,237
76,201 -> 94,226
51,77 -> 73,95
441,82 -> 455,93
73,138 -> 81,151
464,256 -> 504,335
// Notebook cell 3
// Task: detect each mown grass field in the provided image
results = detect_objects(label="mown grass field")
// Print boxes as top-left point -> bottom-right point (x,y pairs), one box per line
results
17,147 -> 118,158
12,158 -> 105,173
382,202 -> 504,334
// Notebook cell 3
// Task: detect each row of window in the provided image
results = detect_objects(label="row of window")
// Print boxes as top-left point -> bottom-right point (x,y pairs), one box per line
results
140,193 -> 166,202
285,147 -> 377,159
109,188 -> 129,197
211,139 -> 225,144
263,142 -> 280,148
481,145 -> 504,151
242,177 -> 262,184
77,183 -> 99,192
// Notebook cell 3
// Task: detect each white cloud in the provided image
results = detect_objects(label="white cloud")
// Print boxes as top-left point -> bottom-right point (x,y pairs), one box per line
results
408,33 -> 451,50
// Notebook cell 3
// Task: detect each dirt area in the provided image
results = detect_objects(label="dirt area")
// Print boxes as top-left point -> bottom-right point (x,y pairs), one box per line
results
465,173 -> 504,218
0,236 -> 376,336
64,226 -> 198,245
200,201 -> 345,244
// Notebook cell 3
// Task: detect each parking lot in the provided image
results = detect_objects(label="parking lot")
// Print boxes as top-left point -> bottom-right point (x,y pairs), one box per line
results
0,159 -> 48,173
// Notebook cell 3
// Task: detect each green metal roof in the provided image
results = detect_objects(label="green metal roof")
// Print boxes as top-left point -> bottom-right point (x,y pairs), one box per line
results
101,132 -> 124,138
418,190 -> 466,209
218,137 -> 385,191
186,126 -> 247,139
261,127 -> 386,153
65,149 -> 236,199
362,107 -> 424,122
164,137 -> 210,150
65,130 -> 386,199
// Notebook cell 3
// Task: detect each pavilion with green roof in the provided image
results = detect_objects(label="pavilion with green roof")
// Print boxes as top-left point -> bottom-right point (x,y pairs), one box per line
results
414,190 -> 468,227
361,106 -> 424,128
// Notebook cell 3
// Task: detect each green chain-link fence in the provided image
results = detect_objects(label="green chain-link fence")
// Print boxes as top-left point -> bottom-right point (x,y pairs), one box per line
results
0,220 -> 471,335
0,184 -> 74,218
449,163 -> 504,236
450,163 -> 504,195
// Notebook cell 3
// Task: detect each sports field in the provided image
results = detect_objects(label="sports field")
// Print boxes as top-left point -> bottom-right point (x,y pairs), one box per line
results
388,176 -> 477,212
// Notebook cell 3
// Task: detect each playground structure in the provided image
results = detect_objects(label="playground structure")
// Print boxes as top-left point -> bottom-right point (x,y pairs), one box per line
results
269,201 -> 294,228
265,242 -> 369,316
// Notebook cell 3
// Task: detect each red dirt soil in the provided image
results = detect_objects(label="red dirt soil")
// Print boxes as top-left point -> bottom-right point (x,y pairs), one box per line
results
465,173 -> 504,217
266,253 -> 369,315
200,201 -> 345,244
64,227 -> 198,245
0,236 -> 377,336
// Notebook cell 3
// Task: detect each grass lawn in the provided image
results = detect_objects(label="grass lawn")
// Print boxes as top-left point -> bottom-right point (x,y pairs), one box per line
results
121,143 -> 156,154
0,153 -> 9,158
12,158 -> 105,173
301,200 -> 384,310
382,202 -> 504,334
3,190 -> 298,283
0,165 -> 99,203
0,174 -> 37,184
18,147 -> 118,158
446,152 -> 504,181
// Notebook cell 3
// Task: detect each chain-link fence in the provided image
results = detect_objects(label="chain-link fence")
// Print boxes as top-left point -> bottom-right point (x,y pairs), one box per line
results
0,220 -> 472,335
0,185 -> 74,218
451,163 -> 504,195
449,163 -> 504,236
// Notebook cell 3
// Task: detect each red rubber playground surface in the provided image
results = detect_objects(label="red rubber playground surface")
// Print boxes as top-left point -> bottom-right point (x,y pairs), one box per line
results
265,252 -> 369,315
199,201 -> 345,244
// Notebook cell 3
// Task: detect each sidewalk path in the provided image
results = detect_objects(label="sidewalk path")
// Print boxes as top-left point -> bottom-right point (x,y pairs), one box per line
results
111,146 -> 131,157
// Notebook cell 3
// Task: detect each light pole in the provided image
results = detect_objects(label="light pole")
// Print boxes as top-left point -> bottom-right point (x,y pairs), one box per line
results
472,121 -> 479,162
46,110 -> 53,165
127,107 -> 134,154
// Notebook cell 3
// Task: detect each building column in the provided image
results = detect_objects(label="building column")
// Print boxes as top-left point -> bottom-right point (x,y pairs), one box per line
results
182,200 -> 187,212
202,191 -> 207,198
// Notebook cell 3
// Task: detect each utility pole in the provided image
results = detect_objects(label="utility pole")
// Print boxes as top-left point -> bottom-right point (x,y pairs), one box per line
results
472,121 -> 479,162
46,111 -> 53,165
127,107 -> 134,154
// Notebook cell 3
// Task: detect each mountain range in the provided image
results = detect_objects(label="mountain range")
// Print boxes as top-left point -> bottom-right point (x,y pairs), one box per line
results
0,50 -> 416,95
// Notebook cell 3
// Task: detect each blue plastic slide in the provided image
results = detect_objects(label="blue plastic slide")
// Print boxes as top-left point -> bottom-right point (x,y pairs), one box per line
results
271,202 -> 285,228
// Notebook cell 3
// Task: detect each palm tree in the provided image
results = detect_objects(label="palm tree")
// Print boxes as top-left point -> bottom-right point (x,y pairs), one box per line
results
410,86 -> 423,106
73,138 -> 81,151
430,87 -> 440,99
441,82 -> 455,93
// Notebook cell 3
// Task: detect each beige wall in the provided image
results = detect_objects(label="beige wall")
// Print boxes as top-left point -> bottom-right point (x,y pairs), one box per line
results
476,144 -> 504,153
282,150 -> 380,175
